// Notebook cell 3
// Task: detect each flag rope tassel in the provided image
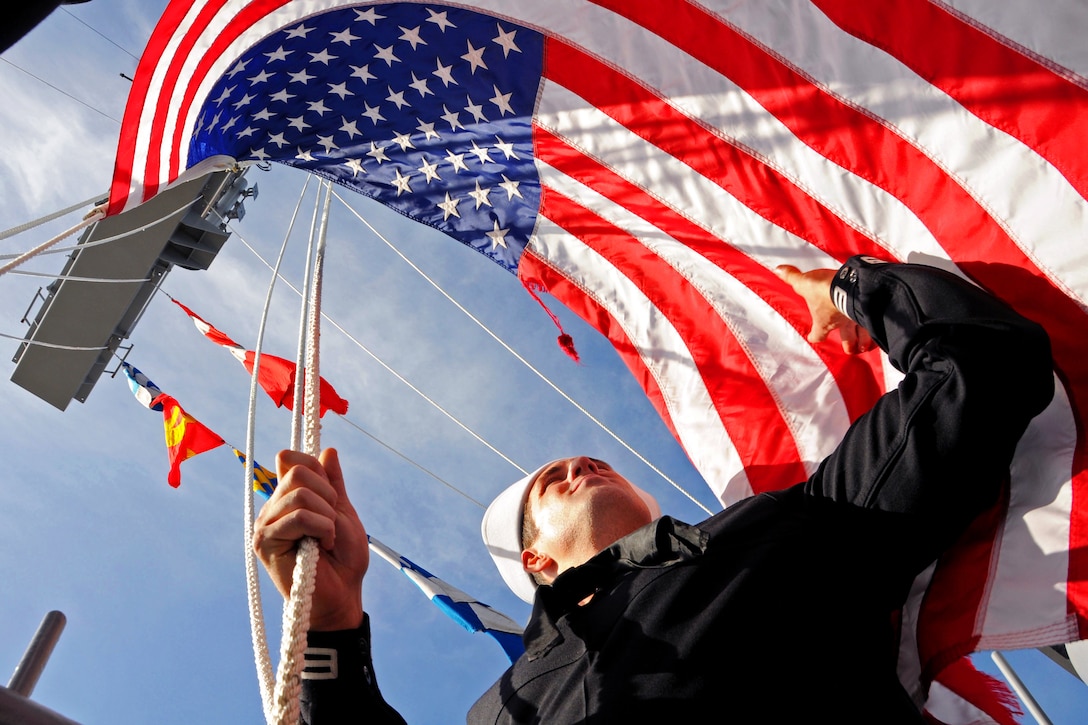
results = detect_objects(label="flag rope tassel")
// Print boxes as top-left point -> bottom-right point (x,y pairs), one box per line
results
270,179 -> 333,725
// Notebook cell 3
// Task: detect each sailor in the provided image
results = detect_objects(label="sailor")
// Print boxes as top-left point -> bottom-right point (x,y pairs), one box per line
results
255,256 -> 1054,723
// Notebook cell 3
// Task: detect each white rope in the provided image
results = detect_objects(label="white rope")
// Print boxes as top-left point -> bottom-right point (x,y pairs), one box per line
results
290,185 -> 323,450
6,270 -> 151,283
0,332 -> 107,351
331,192 -> 712,514
0,199 -> 199,261
0,193 -> 104,241
0,208 -> 105,277
242,175 -> 313,721
271,180 -> 332,725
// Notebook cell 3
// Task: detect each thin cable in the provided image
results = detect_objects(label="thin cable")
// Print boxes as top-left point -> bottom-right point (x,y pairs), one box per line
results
242,175 -> 313,720
331,192 -> 712,515
222,219 -> 529,476
0,57 -> 120,124
337,415 -> 486,510
0,193 -> 104,241
60,7 -> 141,60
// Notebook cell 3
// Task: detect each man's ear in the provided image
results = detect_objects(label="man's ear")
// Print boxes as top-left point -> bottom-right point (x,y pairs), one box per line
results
522,547 -> 552,574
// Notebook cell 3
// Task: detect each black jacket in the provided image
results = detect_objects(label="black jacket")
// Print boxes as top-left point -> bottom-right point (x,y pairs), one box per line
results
303,257 -> 1054,723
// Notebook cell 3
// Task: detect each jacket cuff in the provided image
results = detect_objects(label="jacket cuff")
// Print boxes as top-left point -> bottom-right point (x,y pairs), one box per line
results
830,255 -> 889,321
303,615 -> 375,685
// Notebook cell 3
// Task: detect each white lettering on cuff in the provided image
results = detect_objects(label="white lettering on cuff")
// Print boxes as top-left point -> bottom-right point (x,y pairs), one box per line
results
302,646 -> 339,680
832,287 -> 851,317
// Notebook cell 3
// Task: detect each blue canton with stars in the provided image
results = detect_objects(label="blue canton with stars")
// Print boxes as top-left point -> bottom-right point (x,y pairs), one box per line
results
189,4 -> 544,272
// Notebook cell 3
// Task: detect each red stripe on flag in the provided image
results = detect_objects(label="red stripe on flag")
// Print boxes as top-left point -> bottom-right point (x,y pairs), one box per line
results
168,0 -> 292,180
141,0 -> 233,204
532,124 -> 887,427
538,185 -> 809,493
814,0 -> 1088,200
592,0 -> 1088,627
108,0 -> 196,215
517,249 -> 684,451
542,36 -> 893,265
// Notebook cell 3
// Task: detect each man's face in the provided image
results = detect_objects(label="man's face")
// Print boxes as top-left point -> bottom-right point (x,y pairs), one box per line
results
522,456 -> 653,574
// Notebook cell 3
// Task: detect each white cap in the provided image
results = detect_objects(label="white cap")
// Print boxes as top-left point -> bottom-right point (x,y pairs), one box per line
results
480,459 -> 661,604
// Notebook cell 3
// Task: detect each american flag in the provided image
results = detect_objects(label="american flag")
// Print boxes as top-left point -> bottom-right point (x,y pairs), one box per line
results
110,1 -> 1088,720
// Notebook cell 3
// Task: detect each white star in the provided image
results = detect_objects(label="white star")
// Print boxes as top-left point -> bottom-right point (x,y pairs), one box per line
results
354,8 -> 386,25
270,88 -> 294,103
418,156 -> 441,183
432,59 -> 457,87
232,92 -> 255,109
249,147 -> 270,162
362,102 -> 385,124
350,64 -> 376,83
391,167 -> 412,195
212,85 -> 235,104
467,140 -> 493,165
498,174 -> 523,200
436,192 -> 461,220
392,131 -> 415,152
398,25 -> 426,50
409,72 -> 432,98
425,8 -> 456,32
440,105 -> 464,131
385,87 -> 409,110
461,40 -> 488,74
465,97 -> 488,123
340,117 -> 361,140
374,44 -> 400,66
317,135 -> 339,154
307,99 -> 331,116
248,69 -> 274,85
264,46 -> 292,63
344,158 -> 366,177
486,219 -> 509,249
366,142 -> 389,164
330,28 -> 360,45
289,114 -> 310,131
208,111 -> 222,130
237,125 -> 258,139
490,85 -> 514,116
445,149 -> 468,172
309,49 -> 337,65
468,179 -> 492,209
268,131 -> 289,148
328,82 -> 353,99
253,107 -> 274,121
285,23 -> 314,39
416,119 -> 440,140
492,24 -> 522,57
295,147 -> 315,162
226,59 -> 249,78
289,68 -> 315,84
493,136 -> 518,159
221,115 -> 239,132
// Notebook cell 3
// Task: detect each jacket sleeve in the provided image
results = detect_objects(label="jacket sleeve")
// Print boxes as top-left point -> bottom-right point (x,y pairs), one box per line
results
803,255 -> 1054,564
299,615 -> 407,725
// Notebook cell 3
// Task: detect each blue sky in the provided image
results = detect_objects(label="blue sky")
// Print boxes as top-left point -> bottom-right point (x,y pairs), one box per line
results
0,2 -> 1086,724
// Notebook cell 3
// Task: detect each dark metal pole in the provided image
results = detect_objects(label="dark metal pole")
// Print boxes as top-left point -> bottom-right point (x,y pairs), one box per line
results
7,611 -> 66,698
